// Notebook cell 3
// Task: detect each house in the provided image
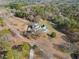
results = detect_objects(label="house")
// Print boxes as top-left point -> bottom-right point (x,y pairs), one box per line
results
27,23 -> 48,34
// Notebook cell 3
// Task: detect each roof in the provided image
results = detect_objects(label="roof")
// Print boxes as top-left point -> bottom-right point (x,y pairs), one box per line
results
27,23 -> 48,33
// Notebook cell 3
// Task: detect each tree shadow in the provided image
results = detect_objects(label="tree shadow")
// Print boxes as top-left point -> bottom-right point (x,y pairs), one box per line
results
62,33 -> 79,43
53,42 -> 74,53
12,45 -> 23,51
61,35 -> 71,43
53,43 -> 65,52
70,53 -> 78,59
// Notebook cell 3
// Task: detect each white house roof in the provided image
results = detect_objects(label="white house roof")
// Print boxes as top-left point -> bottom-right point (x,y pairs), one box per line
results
28,23 -> 48,33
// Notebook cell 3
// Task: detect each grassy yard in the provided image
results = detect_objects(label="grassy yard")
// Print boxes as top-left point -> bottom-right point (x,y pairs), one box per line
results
39,19 -> 56,34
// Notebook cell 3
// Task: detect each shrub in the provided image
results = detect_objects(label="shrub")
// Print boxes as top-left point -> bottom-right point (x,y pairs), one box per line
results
50,32 -> 56,38
0,29 -> 11,37
32,45 -> 37,49
0,18 -> 4,26
22,43 -> 30,58
9,3 -> 24,10
14,11 -> 29,18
